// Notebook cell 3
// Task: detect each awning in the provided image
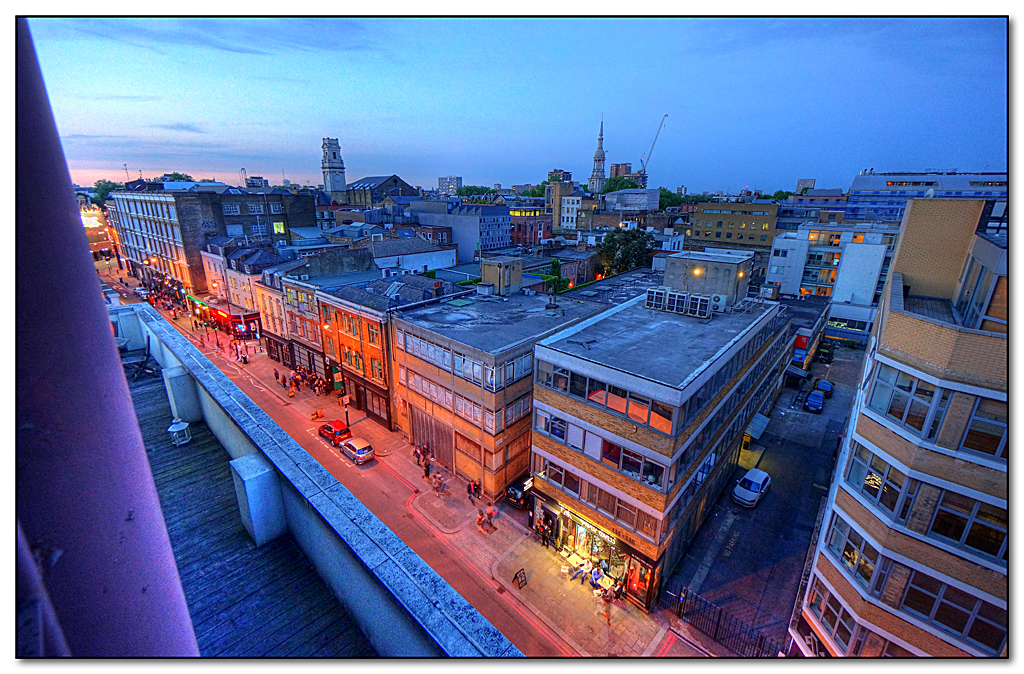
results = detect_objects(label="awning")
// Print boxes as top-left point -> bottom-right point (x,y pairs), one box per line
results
786,364 -> 810,378
745,413 -> 770,440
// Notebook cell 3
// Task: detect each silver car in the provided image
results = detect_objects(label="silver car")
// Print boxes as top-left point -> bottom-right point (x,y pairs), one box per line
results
340,437 -> 375,465
732,468 -> 771,507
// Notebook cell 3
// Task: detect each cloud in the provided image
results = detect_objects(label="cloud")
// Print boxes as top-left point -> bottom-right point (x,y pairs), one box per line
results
32,18 -> 380,56
152,122 -> 206,134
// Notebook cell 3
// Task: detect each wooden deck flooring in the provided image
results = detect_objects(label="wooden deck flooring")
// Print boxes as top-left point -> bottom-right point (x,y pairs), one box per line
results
128,370 -> 376,657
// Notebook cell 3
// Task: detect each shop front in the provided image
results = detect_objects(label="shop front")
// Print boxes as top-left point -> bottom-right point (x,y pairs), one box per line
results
291,340 -> 326,378
532,493 -> 659,611
229,311 -> 261,342
342,371 -> 392,431
264,331 -> 288,364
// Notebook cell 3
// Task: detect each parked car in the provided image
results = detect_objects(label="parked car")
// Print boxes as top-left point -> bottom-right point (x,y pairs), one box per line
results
133,287 -> 150,298
504,471 -> 534,508
804,390 -> 825,414
814,379 -> 834,398
817,342 -> 834,364
732,468 -> 771,507
318,420 -> 351,446
339,437 -> 375,465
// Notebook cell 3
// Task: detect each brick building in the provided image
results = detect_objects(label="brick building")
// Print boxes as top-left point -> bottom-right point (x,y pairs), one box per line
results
687,201 -> 781,248
508,202 -> 551,246
530,252 -> 793,611
792,199 -> 1007,657
390,289 -> 604,499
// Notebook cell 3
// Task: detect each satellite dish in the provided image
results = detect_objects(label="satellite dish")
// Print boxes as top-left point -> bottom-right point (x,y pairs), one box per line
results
924,188 -> 935,199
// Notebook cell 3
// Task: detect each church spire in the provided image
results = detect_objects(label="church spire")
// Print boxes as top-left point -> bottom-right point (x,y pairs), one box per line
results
589,119 -> 606,193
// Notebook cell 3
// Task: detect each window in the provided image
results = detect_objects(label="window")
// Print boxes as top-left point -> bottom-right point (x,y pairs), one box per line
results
959,398 -> 1007,459
900,570 -> 1006,654
773,249 -> 788,257
825,514 -> 880,590
601,439 -> 622,467
270,203 -> 283,214
252,222 -> 268,236
621,449 -> 643,478
368,324 -> 380,345
845,444 -> 919,523
928,491 -> 1007,562
760,235 -> 767,241
867,363 -> 949,439
222,203 -> 240,215
248,203 -> 264,215
371,358 -> 384,381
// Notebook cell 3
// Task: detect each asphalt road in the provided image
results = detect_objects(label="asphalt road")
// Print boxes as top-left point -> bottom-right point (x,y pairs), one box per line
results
660,343 -> 866,649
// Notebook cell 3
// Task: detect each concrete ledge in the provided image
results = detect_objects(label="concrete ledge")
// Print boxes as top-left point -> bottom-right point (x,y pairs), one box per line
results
127,303 -> 520,657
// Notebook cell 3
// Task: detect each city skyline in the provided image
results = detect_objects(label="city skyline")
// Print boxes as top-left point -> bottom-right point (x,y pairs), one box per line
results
31,17 -> 1007,193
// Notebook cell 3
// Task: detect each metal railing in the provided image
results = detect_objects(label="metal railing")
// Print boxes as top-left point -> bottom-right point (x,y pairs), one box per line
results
674,587 -> 785,658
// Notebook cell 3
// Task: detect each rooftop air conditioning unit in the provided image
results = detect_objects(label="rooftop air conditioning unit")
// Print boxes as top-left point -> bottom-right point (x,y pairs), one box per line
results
477,282 -> 495,296
760,285 -> 780,300
645,286 -> 668,310
666,291 -> 688,314
711,294 -> 728,312
688,294 -> 712,319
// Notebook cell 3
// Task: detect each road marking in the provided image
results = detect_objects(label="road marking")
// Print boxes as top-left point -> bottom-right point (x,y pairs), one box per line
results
687,510 -> 735,594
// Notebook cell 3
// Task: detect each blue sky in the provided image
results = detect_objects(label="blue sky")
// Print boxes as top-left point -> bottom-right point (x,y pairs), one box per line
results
29,17 -> 1007,194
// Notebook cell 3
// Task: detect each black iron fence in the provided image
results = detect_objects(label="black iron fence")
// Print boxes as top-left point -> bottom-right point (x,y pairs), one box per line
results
673,587 -> 785,658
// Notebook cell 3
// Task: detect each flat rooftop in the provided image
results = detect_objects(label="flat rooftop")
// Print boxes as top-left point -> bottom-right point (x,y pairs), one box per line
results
567,268 -> 664,305
670,250 -> 753,264
543,295 -> 775,389
396,291 -> 605,355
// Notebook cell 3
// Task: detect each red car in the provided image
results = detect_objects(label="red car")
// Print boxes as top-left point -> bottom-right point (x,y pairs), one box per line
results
318,421 -> 351,446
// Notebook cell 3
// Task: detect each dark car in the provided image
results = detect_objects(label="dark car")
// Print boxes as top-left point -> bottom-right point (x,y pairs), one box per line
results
817,342 -> 834,364
815,379 -> 834,398
504,472 -> 534,509
318,420 -> 351,446
804,390 -> 825,414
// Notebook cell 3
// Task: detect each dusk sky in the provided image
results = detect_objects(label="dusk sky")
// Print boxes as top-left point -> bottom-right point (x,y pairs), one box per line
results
29,17 -> 1007,195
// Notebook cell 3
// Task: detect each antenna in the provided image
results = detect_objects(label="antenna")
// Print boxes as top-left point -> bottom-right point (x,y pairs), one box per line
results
124,164 -> 130,181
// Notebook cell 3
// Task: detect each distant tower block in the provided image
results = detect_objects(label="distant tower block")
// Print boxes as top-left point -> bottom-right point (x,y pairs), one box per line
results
321,137 -> 347,201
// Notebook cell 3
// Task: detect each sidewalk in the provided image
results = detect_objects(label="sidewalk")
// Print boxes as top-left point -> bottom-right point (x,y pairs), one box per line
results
124,279 -> 690,657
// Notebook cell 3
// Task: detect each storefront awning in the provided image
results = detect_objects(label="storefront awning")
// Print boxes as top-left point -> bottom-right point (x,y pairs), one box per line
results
786,364 -> 810,378
745,413 -> 770,440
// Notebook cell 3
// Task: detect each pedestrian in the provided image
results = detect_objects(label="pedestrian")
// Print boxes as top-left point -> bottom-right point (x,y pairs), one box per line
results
476,510 -> 486,534
485,503 -> 497,527
423,456 -> 431,481
474,480 -> 481,500
438,473 -> 446,496
540,522 -> 550,549
274,368 -> 279,383
466,480 -> 475,505
413,444 -> 422,466
599,588 -> 613,625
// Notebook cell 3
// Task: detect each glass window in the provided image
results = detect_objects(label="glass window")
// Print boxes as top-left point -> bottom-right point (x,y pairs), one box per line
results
627,393 -> 650,424
569,372 -> 588,399
587,378 -> 608,405
825,513 -> 882,590
650,401 -> 673,434
562,470 -> 581,496
606,385 -> 628,414
960,398 -> 1007,459
537,360 -> 553,387
642,459 -> 665,489
601,439 -> 621,467
900,570 -> 1006,654
867,363 -> 947,438
552,366 -> 569,393
621,449 -> 643,478
929,490 -> 1007,562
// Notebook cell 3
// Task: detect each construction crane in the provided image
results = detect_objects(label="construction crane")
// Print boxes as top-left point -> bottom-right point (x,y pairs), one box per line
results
638,113 -> 668,177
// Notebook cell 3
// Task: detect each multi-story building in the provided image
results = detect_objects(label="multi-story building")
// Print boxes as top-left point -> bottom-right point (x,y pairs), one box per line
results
318,276 -> 459,430
609,163 -> 632,178
688,200 -> 782,248
321,137 -> 347,203
253,258 -> 306,364
792,199 -> 1007,658
529,251 -> 793,611
603,188 -> 661,216
390,281 -> 605,499
198,238 -> 282,340
776,189 -> 850,232
843,170 -> 1007,232
558,188 -> 585,229
438,176 -> 462,196
548,169 -> 572,183
108,184 -> 314,306
765,221 -> 900,343
344,175 -> 418,209
508,202 -> 551,246
411,203 -> 513,263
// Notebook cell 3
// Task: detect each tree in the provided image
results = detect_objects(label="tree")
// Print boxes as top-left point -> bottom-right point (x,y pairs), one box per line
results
519,181 -> 548,198
92,179 -> 124,205
547,258 -> 570,293
455,185 -> 495,197
165,172 -> 194,181
598,228 -> 656,274
658,187 -> 683,210
766,189 -> 794,201
601,176 -> 640,194
680,194 -> 713,203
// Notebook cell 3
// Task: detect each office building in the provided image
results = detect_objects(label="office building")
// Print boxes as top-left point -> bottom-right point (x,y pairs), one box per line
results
792,199 -> 1007,657
530,251 -> 793,611
438,176 -> 463,196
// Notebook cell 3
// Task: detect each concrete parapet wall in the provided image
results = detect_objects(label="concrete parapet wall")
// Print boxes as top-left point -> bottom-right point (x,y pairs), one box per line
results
121,303 -> 521,657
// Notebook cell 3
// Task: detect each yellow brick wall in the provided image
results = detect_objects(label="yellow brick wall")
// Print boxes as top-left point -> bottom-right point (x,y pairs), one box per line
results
835,488 -> 1006,601
814,553 -> 971,657
855,414 -> 1006,501
892,200 -> 985,299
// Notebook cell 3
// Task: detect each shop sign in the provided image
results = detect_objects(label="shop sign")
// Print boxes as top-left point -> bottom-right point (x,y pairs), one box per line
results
513,568 -> 528,589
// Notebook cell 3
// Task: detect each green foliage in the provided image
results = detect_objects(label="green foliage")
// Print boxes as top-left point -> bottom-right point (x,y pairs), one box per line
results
598,228 -> 656,274
767,190 -> 795,201
92,179 -> 124,205
423,270 -> 436,279
547,258 -> 570,293
456,277 -> 482,286
456,186 -> 495,197
165,172 -> 194,181
680,195 -> 713,203
658,187 -> 683,210
601,176 -> 640,194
